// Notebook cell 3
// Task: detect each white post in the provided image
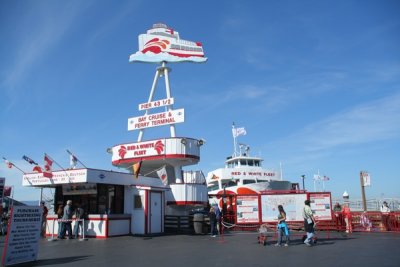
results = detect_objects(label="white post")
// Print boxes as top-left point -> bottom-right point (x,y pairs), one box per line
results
79,219 -> 88,241
138,65 -> 161,142
163,62 -> 176,137
48,218 -> 56,242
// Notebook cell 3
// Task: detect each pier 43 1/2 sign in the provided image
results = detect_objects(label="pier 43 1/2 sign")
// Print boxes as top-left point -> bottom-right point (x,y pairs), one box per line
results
128,108 -> 184,131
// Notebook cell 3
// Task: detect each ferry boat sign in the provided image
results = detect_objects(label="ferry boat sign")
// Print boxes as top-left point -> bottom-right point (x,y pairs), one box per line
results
128,109 -> 184,131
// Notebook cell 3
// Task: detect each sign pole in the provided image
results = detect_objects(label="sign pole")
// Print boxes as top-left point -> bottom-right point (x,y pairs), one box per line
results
360,171 -> 367,211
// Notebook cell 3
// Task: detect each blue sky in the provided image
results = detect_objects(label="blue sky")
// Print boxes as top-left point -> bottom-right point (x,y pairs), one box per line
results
1,0 -> 399,202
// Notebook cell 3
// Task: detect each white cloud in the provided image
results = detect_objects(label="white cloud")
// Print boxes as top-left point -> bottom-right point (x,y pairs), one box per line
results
274,92 -> 400,155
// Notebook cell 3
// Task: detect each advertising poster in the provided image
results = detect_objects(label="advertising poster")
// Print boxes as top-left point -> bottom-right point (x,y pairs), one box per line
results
309,193 -> 332,220
261,194 -> 307,222
236,195 -> 259,223
2,206 -> 42,266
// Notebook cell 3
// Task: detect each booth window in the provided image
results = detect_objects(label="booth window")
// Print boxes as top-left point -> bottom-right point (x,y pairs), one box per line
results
55,184 -> 124,215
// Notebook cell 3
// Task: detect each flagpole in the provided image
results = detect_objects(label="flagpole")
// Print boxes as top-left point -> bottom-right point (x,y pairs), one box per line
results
66,149 -> 87,168
142,164 -> 166,177
232,123 -> 237,157
2,157 -> 26,174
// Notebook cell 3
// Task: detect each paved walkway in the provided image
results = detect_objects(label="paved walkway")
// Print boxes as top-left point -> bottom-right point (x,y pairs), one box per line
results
1,231 -> 399,267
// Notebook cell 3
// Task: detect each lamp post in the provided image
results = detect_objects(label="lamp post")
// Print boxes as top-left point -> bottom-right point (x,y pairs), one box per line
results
301,175 -> 306,190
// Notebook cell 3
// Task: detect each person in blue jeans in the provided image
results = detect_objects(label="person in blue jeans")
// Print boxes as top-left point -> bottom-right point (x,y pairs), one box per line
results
56,205 -> 64,238
73,205 -> 85,239
209,207 -> 217,237
214,205 -> 222,235
275,205 -> 290,246
303,200 -> 316,246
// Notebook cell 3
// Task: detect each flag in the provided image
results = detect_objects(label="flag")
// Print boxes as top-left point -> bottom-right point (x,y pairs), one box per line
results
313,174 -> 321,180
70,154 -> 78,169
4,159 -> 13,169
362,172 -> 371,187
33,165 -> 43,173
43,154 -> 53,178
133,161 -> 142,179
22,155 -> 38,165
322,175 -> 330,181
211,174 -> 219,180
3,186 -> 12,197
156,166 -> 168,185
232,127 -> 247,138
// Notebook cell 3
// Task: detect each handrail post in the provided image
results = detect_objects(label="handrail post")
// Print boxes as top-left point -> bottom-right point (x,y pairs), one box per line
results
48,218 -> 56,242
79,218 -> 88,241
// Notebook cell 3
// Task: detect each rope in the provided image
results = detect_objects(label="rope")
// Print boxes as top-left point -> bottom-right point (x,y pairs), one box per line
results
221,221 -> 261,229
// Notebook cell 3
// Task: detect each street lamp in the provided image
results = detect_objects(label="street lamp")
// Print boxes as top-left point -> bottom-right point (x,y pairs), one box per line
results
301,175 -> 306,190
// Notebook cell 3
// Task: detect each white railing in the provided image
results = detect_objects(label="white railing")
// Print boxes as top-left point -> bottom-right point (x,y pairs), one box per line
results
332,198 -> 400,211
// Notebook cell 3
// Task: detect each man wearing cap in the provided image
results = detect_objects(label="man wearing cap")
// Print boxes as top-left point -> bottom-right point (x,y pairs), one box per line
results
60,200 -> 73,239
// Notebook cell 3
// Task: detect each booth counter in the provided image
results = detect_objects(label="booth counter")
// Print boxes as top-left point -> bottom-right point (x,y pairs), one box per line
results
46,214 -> 131,238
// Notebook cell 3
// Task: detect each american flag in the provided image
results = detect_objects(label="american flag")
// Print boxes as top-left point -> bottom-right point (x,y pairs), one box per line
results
22,155 -> 38,165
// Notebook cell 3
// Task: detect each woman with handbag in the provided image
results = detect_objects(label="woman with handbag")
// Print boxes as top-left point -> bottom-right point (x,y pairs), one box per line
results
275,205 -> 290,247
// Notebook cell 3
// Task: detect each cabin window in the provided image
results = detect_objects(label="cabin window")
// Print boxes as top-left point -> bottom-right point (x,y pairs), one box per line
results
222,181 -> 237,188
240,159 -> 247,166
207,184 -> 219,192
243,179 -> 256,185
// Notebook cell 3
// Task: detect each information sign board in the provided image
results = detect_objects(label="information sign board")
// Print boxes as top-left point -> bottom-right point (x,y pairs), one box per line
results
236,195 -> 259,223
2,206 -> 42,266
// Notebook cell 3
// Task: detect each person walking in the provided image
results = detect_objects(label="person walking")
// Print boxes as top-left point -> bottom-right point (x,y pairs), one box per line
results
342,203 -> 352,233
60,200 -> 73,239
275,205 -> 290,247
209,207 -> 217,237
333,202 -> 343,231
214,204 -> 222,235
73,205 -> 85,239
302,200 -> 316,247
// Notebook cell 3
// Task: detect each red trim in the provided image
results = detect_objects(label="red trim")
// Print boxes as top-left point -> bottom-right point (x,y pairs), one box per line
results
167,51 -> 205,58
167,201 -> 208,205
112,137 -> 199,147
112,154 -> 199,165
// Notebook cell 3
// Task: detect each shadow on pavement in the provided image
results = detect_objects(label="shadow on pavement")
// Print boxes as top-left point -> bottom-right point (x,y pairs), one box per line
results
12,255 -> 91,266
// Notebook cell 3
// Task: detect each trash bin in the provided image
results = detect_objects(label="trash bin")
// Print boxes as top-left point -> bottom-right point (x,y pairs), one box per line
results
193,213 -> 204,234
